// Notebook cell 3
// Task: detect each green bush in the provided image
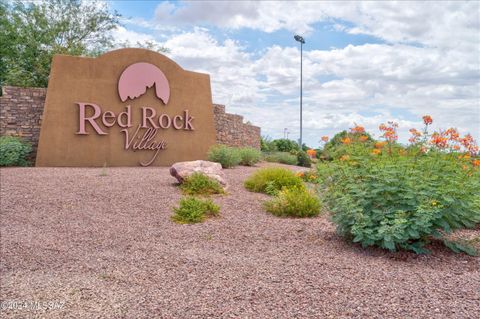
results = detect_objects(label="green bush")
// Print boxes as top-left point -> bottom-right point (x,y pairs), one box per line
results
207,145 -> 241,168
238,147 -> 262,166
297,151 -> 311,167
180,172 -> 224,195
263,152 -> 297,165
171,197 -> 220,224
261,136 -> 277,152
320,153 -> 480,254
244,167 -> 304,195
265,186 -> 322,218
0,136 -> 32,166
273,139 -> 300,152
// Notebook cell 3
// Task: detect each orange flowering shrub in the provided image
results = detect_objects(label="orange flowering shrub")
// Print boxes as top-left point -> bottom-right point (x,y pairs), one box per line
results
317,115 -> 480,255
306,149 -> 317,158
350,124 -> 365,134
298,170 -> 319,184
423,115 -> 433,125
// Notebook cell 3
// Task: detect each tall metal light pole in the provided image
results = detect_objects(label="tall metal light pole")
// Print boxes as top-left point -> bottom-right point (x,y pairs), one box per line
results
294,34 -> 305,149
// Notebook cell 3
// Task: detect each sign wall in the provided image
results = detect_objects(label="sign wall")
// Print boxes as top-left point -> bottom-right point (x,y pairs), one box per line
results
36,48 -> 217,166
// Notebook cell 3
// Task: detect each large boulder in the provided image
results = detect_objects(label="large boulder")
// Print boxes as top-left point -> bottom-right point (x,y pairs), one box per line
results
170,160 -> 227,187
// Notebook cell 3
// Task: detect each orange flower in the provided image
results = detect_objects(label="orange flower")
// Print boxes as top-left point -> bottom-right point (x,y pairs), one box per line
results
371,149 -> 381,155
340,155 -> 350,161
384,130 -> 398,142
379,122 -> 398,142
473,159 -> 480,167
321,136 -> 329,142
350,125 -> 365,134
359,135 -> 368,142
422,115 -> 433,125
409,128 -> 421,136
341,137 -> 351,145
445,128 -> 459,141
430,132 -> 448,149
307,149 -> 316,158
460,134 -> 479,155
374,141 -> 387,149
408,128 -> 422,144
453,145 -> 460,151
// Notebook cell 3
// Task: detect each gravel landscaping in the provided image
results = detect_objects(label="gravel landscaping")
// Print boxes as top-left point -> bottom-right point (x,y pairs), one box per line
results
1,163 -> 479,318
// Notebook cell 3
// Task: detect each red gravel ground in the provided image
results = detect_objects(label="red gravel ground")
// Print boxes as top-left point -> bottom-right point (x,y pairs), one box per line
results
1,163 -> 479,318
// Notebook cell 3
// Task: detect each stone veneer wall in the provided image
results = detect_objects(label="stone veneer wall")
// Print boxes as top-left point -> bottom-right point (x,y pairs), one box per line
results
0,86 -> 46,159
213,104 -> 261,150
0,86 -> 261,162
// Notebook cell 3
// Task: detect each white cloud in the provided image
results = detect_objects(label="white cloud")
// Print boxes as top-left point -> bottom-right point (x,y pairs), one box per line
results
111,26 -> 157,44
162,28 -> 262,106
160,30 -> 479,144
153,1 -> 480,49
115,1 -> 479,146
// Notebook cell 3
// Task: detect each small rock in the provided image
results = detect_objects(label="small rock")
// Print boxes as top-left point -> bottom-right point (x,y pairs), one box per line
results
170,160 -> 227,187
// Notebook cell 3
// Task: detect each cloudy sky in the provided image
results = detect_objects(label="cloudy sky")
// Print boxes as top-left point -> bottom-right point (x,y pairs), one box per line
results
109,0 -> 479,148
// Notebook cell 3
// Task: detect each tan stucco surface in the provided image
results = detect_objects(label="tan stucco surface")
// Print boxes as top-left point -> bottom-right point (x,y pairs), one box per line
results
36,48 -> 217,166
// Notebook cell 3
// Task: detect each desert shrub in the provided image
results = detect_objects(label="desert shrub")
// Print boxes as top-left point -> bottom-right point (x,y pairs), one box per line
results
297,170 -> 319,184
238,147 -> 262,166
207,145 -> 241,168
297,151 -> 311,167
320,129 -> 375,160
0,136 -> 32,166
265,186 -> 322,218
319,120 -> 480,255
171,197 -> 220,224
273,139 -> 300,152
261,136 -> 277,152
263,152 -> 297,165
244,167 -> 304,195
180,172 -> 224,195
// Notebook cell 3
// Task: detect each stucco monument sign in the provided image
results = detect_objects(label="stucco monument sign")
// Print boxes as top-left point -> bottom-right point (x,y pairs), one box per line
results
36,48 -> 216,166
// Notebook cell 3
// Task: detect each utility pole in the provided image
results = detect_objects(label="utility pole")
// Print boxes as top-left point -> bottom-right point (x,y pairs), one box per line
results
294,34 -> 305,149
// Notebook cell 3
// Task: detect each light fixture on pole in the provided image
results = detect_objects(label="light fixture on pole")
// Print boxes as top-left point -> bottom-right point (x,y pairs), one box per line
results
294,34 -> 305,149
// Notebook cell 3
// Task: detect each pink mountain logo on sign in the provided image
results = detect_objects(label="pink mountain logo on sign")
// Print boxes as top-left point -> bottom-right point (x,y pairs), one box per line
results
118,62 -> 170,104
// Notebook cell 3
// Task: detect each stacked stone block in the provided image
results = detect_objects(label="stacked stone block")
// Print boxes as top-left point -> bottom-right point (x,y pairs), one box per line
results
213,104 -> 261,149
0,86 -> 46,159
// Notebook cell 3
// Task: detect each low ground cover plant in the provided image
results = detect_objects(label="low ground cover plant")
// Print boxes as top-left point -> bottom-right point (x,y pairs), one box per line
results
0,136 -> 32,166
207,145 -> 241,168
180,172 -> 224,195
244,167 -> 304,195
238,147 -> 262,166
318,117 -> 480,255
265,186 -> 321,218
263,152 -> 298,165
171,197 -> 220,224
